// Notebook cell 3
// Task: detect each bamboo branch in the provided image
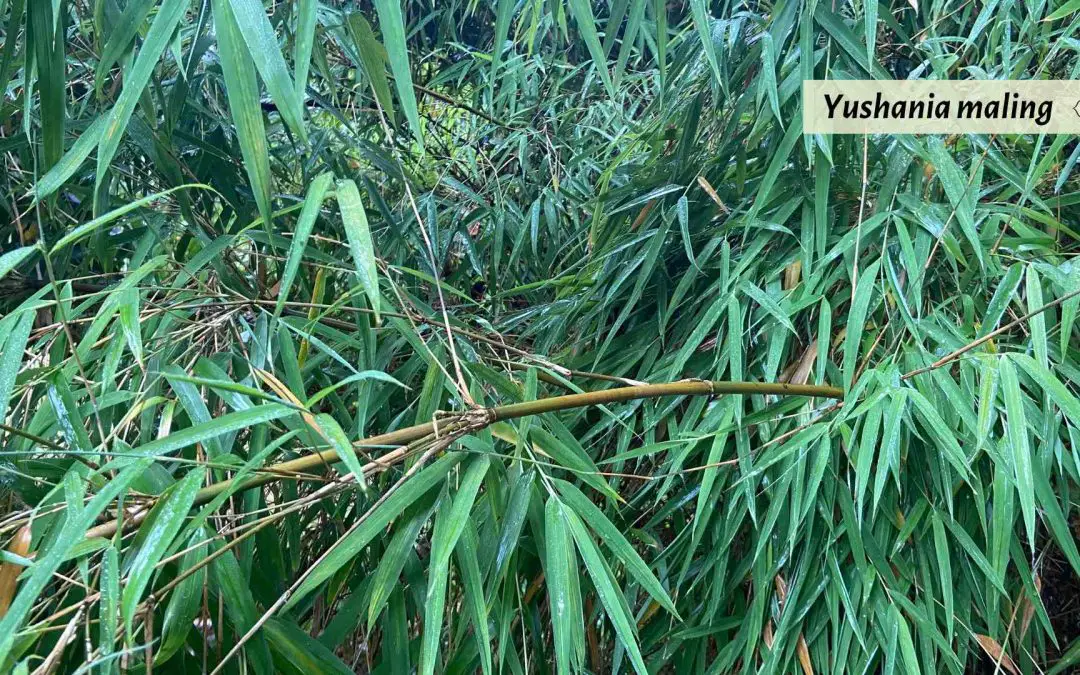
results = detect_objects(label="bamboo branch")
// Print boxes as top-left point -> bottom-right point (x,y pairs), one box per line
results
83,380 -> 841,540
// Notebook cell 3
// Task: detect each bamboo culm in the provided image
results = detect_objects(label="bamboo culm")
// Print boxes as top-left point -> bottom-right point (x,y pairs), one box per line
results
84,379 -> 842,540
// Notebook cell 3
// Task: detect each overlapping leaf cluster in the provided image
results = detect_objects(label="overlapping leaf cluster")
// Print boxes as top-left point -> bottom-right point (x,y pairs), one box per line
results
1,0 -> 1080,673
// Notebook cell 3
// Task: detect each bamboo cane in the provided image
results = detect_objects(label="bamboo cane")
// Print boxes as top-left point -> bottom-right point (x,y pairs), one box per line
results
83,379 -> 842,540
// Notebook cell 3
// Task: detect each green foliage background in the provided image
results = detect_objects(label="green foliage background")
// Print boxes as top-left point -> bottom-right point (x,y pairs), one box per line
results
1,0 -> 1080,672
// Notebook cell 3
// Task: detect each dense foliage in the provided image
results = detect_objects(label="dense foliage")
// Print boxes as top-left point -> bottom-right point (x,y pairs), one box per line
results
2,0 -> 1080,672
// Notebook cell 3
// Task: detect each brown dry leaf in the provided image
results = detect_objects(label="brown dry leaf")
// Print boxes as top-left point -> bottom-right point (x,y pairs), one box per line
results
253,368 -> 315,426
0,526 -> 32,618
796,634 -> 814,675
1019,576 -> 1041,641
630,199 -> 657,231
790,340 -> 819,386
697,176 -> 729,213
772,574 -> 813,673
784,259 -> 802,290
973,634 -> 1020,675
762,620 -> 774,649
774,575 -> 789,604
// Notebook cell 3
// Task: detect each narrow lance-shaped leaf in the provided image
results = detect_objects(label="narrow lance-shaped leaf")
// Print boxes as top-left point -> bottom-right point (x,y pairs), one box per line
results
336,178 -> 382,323
294,0 -> 318,98
419,456 -> 490,675
121,471 -> 203,636
555,479 -> 679,618
213,0 -> 274,226
545,498 -> 582,675
372,0 -> 425,148
155,532 -> 208,665
226,0 -> 309,142
0,247 -> 38,282
563,504 -> 650,675
285,453 -> 462,610
313,413 -> 367,489
348,13 -> 396,125
999,358 -> 1035,551
567,0 -> 615,97
276,172 -> 333,317
94,0 -> 188,210
843,259 -> 880,391
0,312 -> 35,430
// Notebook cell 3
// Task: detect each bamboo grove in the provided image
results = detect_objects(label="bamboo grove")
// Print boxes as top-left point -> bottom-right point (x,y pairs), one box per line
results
2,0 -> 1080,673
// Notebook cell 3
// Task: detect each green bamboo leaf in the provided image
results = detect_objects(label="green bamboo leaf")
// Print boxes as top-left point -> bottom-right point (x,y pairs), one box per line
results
529,427 -> 617,502
164,365 -> 224,459
1026,266 -> 1047,368
930,512 -> 954,638
372,0 -> 424,148
28,0 -> 64,169
567,0 -> 615,97
313,412 -> 367,488
977,264 -> 1023,338
864,0 -> 877,61
213,0 -> 274,226
907,389 -> 971,481
0,246 -> 38,282
348,13 -> 396,125
226,0 -> 308,142
545,498 -> 582,675
129,404 -> 295,460
490,470 -> 534,585
94,0 -> 188,204
453,521 -> 492,675
563,505 -> 649,675
999,358 -> 1035,551
121,471 -> 202,636
285,453 -> 462,611
209,538 -> 273,672
0,459 -> 150,663
336,178 -> 382,323
555,479 -> 679,618
98,546 -> 119,675
0,311 -> 34,432
926,136 -> 983,269
294,0 -> 318,98
0,0 -> 25,98
760,33 -> 781,122
265,618 -> 354,675
46,375 -> 94,460
1010,353 -> 1080,422
740,280 -> 795,334
381,589 -> 411,672
366,493 -> 438,626
116,287 -> 143,366
689,0 -> 722,85
894,604 -> 922,675
275,177 -> 332,319
745,113 -> 803,224
843,259 -> 880,391
854,402 -> 882,517
1046,0 -> 1080,20
155,531 -> 208,665
813,5 -> 890,78
94,0 -> 157,95
305,370 -> 405,407
53,184 -> 214,254
419,455 -> 491,675
489,0 -> 515,98
1033,461 -> 1080,576
31,116 -> 107,201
